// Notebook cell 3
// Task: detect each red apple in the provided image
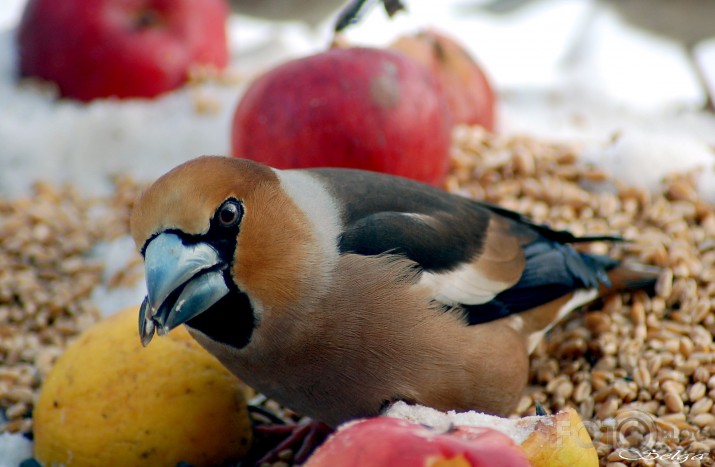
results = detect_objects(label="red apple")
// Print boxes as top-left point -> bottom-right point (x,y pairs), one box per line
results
16,0 -> 229,101
231,47 -> 453,185
305,417 -> 531,467
391,29 -> 496,131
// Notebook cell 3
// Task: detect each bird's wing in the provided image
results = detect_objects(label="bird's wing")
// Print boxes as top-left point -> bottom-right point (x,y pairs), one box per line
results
307,168 -> 615,323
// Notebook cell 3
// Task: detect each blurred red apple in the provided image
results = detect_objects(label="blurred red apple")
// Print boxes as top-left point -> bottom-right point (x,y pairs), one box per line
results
305,417 -> 531,467
391,29 -> 496,131
16,0 -> 229,101
231,47 -> 453,185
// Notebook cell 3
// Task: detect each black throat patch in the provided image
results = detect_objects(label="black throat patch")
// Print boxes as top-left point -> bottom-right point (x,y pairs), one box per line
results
186,285 -> 255,349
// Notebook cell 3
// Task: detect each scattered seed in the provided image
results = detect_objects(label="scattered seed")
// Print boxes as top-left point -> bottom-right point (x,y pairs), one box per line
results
690,413 -> 715,429
449,130 -> 715,466
689,397 -> 713,417
0,178 -> 144,436
664,391 -> 685,413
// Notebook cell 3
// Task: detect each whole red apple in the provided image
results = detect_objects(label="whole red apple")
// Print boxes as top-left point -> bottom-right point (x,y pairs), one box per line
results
305,417 -> 531,467
17,0 -> 229,101
391,29 -> 496,131
231,47 -> 453,185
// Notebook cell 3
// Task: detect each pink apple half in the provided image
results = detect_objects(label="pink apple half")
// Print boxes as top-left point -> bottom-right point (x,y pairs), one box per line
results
305,417 -> 532,467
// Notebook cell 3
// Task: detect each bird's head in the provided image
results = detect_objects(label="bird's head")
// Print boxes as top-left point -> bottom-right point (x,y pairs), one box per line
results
130,156 -> 332,348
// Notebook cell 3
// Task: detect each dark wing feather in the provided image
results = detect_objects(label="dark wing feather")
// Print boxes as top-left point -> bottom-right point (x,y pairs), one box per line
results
338,211 -> 486,271
308,168 -> 492,272
463,239 -> 618,324
307,168 -> 617,324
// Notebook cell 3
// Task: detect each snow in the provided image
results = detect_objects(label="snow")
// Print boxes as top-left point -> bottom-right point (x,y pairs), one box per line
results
90,236 -> 147,316
1,0 -> 713,198
583,131 -> 715,195
0,26 -> 243,196
1,0 -> 714,462
0,433 -> 32,467
385,401 -> 539,444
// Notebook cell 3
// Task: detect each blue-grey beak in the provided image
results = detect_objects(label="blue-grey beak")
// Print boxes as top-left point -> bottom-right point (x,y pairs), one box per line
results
139,232 -> 229,346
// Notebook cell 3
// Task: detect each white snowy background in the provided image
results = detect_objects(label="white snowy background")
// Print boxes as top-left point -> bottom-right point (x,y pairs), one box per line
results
1,0 -> 715,464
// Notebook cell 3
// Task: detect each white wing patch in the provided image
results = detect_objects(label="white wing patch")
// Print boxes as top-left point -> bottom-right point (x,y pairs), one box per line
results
419,263 -> 514,306
524,288 -> 598,353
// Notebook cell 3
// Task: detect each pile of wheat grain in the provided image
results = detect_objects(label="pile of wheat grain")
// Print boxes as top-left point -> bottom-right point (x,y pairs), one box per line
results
0,177 -> 142,435
448,126 -> 715,467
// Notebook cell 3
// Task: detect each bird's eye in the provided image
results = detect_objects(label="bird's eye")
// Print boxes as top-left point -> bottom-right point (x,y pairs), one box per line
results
217,200 -> 242,228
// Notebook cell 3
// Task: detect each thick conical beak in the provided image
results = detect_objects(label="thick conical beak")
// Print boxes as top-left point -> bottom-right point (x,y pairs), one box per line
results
138,232 -> 229,346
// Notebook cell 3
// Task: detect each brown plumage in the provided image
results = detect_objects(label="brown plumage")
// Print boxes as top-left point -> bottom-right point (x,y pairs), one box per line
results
130,156 -> 658,426
195,253 -> 530,426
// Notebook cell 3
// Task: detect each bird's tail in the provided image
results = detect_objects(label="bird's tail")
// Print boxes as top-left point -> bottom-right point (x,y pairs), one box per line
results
580,252 -> 661,294
510,258 -> 660,354
601,260 -> 661,295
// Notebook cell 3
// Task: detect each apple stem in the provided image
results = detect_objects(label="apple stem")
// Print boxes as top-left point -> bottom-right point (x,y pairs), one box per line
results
333,0 -> 406,33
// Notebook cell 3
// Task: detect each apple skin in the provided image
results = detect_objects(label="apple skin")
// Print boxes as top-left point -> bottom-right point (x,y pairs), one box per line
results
305,417 -> 532,467
391,29 -> 496,131
231,47 -> 453,186
16,0 -> 229,101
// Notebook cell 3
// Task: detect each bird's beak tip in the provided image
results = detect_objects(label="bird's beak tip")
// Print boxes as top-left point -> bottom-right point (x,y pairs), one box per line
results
139,296 -> 156,347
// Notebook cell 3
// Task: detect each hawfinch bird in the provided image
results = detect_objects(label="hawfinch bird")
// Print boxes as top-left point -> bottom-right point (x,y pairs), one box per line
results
131,156 -> 656,427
